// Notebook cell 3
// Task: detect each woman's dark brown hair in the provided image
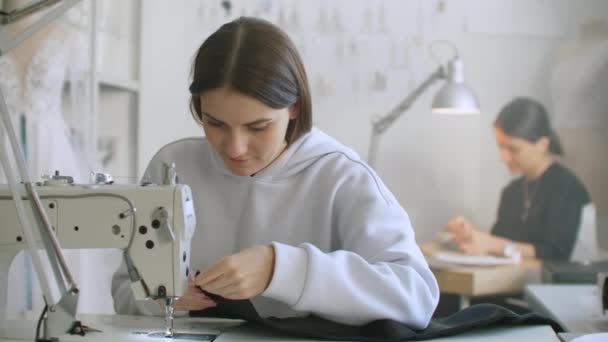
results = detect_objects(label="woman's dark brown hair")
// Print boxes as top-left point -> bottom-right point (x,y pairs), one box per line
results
189,17 -> 312,144
494,97 -> 564,155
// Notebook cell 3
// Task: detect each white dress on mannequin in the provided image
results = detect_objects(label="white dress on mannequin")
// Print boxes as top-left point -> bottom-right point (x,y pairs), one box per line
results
0,24 -> 91,183
0,42 -> 23,181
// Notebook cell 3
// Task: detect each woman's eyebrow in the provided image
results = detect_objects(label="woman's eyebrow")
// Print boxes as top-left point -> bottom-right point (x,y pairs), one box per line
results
245,118 -> 273,126
201,111 -> 273,126
201,111 -> 222,122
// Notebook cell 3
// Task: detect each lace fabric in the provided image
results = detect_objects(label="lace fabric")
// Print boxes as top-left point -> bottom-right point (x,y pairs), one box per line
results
0,23 -> 92,183
0,54 -> 22,180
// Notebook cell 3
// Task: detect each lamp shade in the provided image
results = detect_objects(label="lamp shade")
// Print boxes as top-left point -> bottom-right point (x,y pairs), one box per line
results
431,57 -> 480,114
431,83 -> 480,114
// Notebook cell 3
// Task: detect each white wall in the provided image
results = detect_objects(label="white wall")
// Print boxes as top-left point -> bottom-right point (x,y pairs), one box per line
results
138,0 -> 207,175
139,0 -> 608,246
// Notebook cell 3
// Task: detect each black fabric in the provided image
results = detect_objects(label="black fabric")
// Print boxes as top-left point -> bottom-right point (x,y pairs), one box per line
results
434,292 -> 532,318
492,162 -> 590,261
191,293 -> 563,341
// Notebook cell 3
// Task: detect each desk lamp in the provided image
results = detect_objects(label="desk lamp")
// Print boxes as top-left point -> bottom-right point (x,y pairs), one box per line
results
367,41 -> 480,167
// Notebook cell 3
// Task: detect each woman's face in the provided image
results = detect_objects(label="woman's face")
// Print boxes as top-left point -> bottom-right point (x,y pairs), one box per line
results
494,127 -> 549,175
198,87 -> 296,176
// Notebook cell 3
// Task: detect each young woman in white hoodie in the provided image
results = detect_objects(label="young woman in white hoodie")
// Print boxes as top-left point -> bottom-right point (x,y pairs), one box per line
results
113,16 -> 439,329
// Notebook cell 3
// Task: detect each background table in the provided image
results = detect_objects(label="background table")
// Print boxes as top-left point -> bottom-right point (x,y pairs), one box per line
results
422,243 -> 542,308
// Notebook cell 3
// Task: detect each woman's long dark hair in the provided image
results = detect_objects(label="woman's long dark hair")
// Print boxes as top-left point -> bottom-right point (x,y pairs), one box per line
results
189,17 -> 312,144
494,97 -> 564,155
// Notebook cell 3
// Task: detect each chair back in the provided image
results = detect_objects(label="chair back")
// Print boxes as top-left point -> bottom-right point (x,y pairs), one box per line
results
570,203 -> 599,262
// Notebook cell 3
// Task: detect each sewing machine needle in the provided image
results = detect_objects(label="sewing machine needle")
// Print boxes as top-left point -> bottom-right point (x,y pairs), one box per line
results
165,298 -> 175,337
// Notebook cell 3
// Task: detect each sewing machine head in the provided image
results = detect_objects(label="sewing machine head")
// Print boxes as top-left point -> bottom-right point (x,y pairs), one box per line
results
0,180 -> 196,301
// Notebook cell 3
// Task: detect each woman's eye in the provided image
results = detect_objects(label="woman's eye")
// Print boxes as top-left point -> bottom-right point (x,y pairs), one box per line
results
249,125 -> 268,132
206,120 -> 223,127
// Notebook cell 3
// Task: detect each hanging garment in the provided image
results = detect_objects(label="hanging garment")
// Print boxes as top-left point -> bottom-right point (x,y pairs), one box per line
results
0,23 -> 91,183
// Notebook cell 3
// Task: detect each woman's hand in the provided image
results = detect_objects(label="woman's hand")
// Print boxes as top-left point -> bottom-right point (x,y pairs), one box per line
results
174,275 -> 217,311
458,229 -> 495,255
444,216 -> 506,255
195,245 -> 275,300
444,215 -> 476,244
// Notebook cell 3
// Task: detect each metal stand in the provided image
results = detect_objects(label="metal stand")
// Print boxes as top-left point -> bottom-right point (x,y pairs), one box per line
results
367,67 -> 444,168
0,1 -> 82,340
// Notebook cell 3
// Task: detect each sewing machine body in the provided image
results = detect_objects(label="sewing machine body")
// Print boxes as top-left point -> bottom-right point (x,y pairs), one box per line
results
0,182 -> 196,339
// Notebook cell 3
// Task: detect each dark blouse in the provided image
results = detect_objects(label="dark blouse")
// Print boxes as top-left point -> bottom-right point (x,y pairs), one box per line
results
492,162 -> 590,261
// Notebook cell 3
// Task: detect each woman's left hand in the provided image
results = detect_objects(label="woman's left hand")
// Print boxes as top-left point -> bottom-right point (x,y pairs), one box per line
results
195,245 -> 276,300
174,275 -> 217,311
459,230 -> 501,255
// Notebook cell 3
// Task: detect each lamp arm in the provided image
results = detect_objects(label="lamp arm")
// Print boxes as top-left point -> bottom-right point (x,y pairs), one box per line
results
0,94 -> 57,305
0,1 -> 82,338
0,0 -> 80,55
0,0 -> 81,294
367,66 -> 445,167
0,82 -> 78,301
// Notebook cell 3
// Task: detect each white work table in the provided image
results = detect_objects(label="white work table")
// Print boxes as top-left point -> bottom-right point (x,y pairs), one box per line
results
524,284 -> 608,336
0,314 -> 559,341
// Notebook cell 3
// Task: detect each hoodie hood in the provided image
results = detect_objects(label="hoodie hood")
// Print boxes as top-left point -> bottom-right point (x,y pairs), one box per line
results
209,127 -> 360,182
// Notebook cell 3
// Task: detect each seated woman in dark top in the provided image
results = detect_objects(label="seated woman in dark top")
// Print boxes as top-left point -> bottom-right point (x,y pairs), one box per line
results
444,97 -> 590,261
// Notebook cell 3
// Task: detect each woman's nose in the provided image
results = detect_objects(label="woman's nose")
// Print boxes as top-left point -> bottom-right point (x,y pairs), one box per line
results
224,131 -> 248,157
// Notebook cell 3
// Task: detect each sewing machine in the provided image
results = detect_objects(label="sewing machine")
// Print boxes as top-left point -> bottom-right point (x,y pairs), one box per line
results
0,177 -> 196,340
0,179 -> 565,342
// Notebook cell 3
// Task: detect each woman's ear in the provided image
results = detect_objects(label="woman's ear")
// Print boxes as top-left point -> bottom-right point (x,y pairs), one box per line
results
535,136 -> 551,152
288,103 -> 299,119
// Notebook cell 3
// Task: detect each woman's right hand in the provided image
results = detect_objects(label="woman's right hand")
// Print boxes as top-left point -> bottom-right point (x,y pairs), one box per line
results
174,274 -> 217,312
444,215 -> 476,244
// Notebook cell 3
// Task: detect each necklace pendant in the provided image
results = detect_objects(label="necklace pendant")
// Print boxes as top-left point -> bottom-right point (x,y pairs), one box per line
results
522,196 -> 533,221
522,178 -> 541,222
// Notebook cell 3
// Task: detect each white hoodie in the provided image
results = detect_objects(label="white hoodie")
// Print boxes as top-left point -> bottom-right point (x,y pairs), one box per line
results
113,128 -> 439,329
